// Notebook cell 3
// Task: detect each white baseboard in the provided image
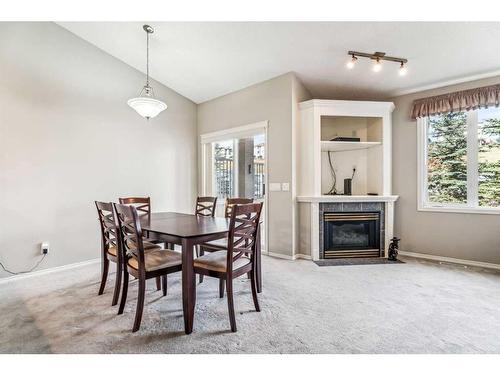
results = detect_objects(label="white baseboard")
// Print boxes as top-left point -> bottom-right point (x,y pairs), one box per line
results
295,253 -> 312,260
0,257 -> 101,285
263,251 -> 312,261
264,251 -> 295,260
399,251 -> 500,271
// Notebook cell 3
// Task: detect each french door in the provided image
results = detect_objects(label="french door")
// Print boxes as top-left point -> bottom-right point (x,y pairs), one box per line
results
201,122 -> 268,251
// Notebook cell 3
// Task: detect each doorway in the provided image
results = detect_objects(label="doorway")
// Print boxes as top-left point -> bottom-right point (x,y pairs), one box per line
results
200,121 -> 268,251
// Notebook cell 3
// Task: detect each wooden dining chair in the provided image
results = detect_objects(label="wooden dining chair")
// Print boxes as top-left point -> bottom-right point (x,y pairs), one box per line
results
118,196 -> 152,219
95,201 -> 122,306
194,202 -> 263,332
195,196 -> 217,217
119,196 -> 163,291
114,203 -> 182,332
198,197 -> 254,287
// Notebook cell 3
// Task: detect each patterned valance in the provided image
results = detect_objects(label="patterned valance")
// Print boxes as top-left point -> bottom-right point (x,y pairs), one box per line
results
411,84 -> 500,119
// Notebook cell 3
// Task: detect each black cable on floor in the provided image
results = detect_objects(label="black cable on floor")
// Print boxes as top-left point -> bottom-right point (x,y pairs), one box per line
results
0,254 -> 47,275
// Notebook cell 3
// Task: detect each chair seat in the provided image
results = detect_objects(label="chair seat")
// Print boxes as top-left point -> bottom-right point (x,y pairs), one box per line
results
127,240 -> 162,251
108,240 -> 159,258
107,246 -> 118,257
201,239 -> 227,250
128,249 -> 182,272
194,251 -> 251,273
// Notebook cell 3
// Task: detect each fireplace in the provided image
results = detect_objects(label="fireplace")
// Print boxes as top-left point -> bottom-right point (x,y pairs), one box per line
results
323,212 -> 380,258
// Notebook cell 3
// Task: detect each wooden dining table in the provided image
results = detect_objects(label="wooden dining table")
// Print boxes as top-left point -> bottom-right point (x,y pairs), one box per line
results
141,212 -> 262,334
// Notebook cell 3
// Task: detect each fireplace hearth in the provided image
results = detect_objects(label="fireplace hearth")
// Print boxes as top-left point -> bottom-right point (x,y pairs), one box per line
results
323,211 -> 381,258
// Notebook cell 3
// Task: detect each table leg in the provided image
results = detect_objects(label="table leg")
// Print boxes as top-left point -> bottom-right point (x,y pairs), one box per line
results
181,238 -> 196,334
256,228 -> 262,293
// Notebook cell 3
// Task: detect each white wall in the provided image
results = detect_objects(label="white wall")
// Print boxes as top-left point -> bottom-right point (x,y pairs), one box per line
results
392,76 -> 500,265
198,72 -> 311,257
0,23 -> 198,277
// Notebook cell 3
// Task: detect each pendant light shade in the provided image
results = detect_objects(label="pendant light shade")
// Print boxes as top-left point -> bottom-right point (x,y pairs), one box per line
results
128,88 -> 167,119
128,25 -> 167,120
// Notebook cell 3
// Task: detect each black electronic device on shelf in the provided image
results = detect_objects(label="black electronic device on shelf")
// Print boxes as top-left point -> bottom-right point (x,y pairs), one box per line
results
330,136 -> 360,142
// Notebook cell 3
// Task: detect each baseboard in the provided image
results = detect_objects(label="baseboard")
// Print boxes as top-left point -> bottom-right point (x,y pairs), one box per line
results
399,250 -> 500,271
263,251 -> 312,261
264,251 -> 295,260
295,253 -> 312,260
0,257 -> 101,285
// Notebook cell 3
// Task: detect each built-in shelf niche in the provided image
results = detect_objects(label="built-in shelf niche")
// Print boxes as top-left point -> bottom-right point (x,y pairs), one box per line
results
320,115 -> 383,196
297,100 -> 395,198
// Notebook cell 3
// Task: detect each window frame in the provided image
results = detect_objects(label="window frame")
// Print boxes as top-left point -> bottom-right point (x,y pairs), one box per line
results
417,110 -> 500,215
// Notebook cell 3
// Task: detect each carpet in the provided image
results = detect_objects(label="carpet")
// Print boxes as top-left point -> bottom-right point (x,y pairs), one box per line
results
314,258 -> 405,266
1,255 -> 500,353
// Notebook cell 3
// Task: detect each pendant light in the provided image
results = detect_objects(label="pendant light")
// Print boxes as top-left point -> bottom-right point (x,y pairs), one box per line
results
127,25 -> 167,120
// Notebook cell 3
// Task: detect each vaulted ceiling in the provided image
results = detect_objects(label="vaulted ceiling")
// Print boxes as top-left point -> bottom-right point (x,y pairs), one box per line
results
59,22 -> 500,103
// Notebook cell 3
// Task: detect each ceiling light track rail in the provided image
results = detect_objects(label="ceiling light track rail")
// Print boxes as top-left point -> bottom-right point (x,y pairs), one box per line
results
347,51 -> 407,64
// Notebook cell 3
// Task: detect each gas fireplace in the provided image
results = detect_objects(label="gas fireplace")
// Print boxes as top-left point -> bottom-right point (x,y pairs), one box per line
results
323,212 -> 380,258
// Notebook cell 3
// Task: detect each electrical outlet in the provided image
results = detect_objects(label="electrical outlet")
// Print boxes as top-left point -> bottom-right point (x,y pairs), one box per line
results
281,183 -> 290,192
41,242 -> 49,255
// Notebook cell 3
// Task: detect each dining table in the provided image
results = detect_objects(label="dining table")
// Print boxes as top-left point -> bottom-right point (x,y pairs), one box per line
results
141,212 -> 262,334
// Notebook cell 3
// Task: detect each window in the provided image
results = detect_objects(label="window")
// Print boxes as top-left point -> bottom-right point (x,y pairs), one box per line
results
418,107 -> 500,213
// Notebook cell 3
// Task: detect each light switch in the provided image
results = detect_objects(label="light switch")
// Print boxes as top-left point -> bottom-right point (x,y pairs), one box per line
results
269,183 -> 281,192
281,183 -> 290,191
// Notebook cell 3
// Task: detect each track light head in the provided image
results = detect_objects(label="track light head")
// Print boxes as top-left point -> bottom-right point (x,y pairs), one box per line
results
346,55 -> 357,69
399,62 -> 408,76
373,58 -> 382,72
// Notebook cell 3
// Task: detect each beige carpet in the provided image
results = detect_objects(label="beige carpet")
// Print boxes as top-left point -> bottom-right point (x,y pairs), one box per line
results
1,255 -> 500,353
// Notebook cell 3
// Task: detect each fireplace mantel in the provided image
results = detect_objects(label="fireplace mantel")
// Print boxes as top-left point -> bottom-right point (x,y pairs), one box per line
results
297,195 -> 399,203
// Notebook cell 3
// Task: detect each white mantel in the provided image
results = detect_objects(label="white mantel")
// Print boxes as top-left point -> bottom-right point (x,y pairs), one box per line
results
297,195 -> 399,203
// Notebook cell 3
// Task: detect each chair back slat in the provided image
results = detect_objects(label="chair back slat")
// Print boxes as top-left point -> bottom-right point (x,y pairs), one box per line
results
119,197 -> 151,220
113,203 -> 147,274
226,202 -> 263,273
95,201 -> 118,250
196,196 -> 217,217
224,197 -> 253,218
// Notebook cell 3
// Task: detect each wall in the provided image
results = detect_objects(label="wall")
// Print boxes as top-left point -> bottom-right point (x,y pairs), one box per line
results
292,75 -> 313,257
0,23 -> 198,278
197,72 -> 311,257
392,76 -> 500,265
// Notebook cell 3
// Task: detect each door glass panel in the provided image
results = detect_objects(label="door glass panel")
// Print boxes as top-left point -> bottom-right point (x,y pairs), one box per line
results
253,134 -> 265,200
213,140 -> 234,199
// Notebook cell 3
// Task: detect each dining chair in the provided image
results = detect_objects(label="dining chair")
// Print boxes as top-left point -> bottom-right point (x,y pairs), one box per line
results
119,196 -> 163,291
95,201 -> 122,306
118,196 -> 152,220
193,202 -> 263,332
195,196 -> 217,217
114,203 -> 182,332
198,197 -> 254,287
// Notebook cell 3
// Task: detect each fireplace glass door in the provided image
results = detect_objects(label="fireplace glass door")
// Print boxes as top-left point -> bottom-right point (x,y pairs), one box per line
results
323,212 -> 380,258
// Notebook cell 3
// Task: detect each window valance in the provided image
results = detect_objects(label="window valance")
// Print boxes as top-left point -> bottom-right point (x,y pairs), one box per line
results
411,84 -> 500,119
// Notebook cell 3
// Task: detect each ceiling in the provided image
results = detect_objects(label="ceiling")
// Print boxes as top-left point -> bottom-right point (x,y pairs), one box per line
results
58,22 -> 500,104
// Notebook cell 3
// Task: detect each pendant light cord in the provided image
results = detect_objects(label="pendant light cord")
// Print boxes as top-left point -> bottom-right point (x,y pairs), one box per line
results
146,29 -> 150,87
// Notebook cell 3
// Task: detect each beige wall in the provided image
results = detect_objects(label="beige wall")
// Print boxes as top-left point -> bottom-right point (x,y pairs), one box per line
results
392,76 -> 500,265
0,23 -> 198,278
197,72 -> 311,257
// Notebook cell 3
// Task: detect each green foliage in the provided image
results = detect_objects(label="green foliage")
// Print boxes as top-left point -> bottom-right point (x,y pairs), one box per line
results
478,117 -> 500,207
427,112 -> 500,207
427,112 -> 467,203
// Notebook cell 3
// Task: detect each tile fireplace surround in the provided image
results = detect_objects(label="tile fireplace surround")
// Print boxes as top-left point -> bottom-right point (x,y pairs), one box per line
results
297,195 -> 399,261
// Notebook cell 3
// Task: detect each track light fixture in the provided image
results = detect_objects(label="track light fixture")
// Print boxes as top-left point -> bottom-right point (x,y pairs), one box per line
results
346,51 -> 408,76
